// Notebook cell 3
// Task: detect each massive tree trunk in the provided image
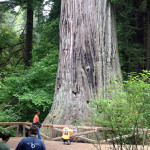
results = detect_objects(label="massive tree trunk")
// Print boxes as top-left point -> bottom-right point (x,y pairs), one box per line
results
24,2 -> 33,67
146,0 -> 150,70
43,0 -> 122,128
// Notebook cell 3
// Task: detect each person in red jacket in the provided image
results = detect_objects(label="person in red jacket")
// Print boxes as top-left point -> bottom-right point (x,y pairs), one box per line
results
33,110 -> 42,139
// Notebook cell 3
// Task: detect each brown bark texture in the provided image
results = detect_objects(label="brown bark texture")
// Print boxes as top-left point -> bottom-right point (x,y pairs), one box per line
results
42,0 -> 122,128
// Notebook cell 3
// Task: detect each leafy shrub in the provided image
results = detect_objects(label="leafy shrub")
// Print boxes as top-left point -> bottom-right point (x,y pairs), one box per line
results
0,50 -> 58,122
90,71 -> 150,148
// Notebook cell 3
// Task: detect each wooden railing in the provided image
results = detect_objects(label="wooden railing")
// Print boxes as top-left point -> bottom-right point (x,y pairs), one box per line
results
0,122 -> 150,146
0,122 -> 102,141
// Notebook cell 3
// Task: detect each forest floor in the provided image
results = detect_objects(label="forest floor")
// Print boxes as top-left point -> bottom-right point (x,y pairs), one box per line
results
7,137 -> 108,150
7,137 -> 150,150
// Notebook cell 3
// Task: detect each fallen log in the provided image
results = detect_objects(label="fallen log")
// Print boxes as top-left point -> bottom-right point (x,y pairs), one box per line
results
77,136 -> 96,143
52,130 -> 97,141
100,132 -> 143,143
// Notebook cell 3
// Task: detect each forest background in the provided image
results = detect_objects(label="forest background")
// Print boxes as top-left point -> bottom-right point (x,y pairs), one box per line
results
0,0 -> 150,128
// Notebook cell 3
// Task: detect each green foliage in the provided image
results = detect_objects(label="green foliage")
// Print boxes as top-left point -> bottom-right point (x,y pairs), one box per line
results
0,109 -> 20,122
49,0 -> 61,21
125,71 -> 150,127
111,0 -> 147,75
0,50 -> 58,122
91,71 -> 150,145
0,25 -> 16,48
0,24 -> 21,74
0,0 -> 60,123
34,18 -> 60,60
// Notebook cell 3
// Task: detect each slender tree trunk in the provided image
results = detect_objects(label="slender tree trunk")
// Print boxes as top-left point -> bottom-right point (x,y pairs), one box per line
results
146,0 -> 150,70
24,2 -> 33,67
134,0 -> 145,72
42,0 -> 122,128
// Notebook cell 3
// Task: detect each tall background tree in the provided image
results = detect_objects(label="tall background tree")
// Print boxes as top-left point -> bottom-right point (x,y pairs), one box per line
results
24,0 -> 34,66
146,0 -> 150,70
114,0 -> 150,74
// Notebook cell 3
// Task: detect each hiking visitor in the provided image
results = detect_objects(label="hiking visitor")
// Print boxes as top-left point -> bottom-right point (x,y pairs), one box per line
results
33,110 -> 42,139
62,127 -> 74,145
0,133 -> 10,150
15,125 -> 46,150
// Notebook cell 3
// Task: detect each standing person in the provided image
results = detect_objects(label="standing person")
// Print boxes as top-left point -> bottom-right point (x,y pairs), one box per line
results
62,127 -> 74,145
15,126 -> 46,150
33,110 -> 42,139
0,133 -> 10,150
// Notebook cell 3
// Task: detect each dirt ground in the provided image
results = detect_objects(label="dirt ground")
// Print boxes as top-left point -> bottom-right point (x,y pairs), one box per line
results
7,137 -> 150,150
7,137 -> 108,150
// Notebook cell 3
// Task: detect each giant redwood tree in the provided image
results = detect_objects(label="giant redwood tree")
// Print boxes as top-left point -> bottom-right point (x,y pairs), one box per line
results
43,0 -> 122,126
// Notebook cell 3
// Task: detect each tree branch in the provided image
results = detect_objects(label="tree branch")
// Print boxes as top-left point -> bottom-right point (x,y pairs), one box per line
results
15,57 -> 23,68
0,48 -> 23,67
0,42 -> 25,50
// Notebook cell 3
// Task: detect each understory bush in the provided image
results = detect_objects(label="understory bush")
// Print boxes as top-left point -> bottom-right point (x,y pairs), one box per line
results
90,71 -> 150,150
0,50 -> 58,122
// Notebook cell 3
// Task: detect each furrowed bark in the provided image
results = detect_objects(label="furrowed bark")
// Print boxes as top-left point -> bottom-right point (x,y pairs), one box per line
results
42,0 -> 122,131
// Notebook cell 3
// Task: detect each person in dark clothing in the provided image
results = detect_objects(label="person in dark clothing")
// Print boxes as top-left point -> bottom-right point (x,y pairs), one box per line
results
15,126 -> 46,150
0,133 -> 10,150
33,110 -> 42,139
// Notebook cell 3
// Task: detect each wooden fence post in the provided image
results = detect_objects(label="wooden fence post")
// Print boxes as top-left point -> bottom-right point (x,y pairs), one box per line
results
96,129 -> 100,141
23,125 -> 26,137
142,131 -> 146,147
50,126 -> 53,140
16,125 -> 19,137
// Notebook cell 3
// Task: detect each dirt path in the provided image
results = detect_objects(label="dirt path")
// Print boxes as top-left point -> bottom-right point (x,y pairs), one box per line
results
7,137 -> 109,150
6,137 -> 150,150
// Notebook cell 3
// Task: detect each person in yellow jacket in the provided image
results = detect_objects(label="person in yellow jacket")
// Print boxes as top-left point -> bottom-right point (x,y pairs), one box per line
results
62,127 -> 74,145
